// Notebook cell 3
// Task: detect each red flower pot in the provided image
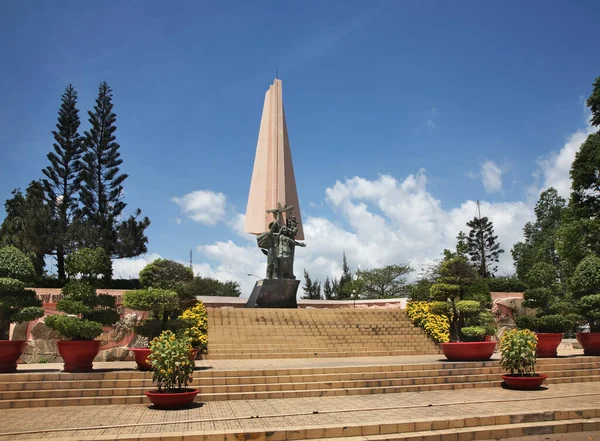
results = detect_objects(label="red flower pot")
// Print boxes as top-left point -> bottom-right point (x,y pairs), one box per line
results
130,348 -> 153,371
56,340 -> 101,373
145,389 -> 199,409
0,341 -> 26,373
535,333 -> 563,358
440,341 -> 496,361
576,332 -> 600,356
501,374 -> 548,390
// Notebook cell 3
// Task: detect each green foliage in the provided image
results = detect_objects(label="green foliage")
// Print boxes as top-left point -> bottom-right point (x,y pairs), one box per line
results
407,279 -> 433,301
460,326 -> 487,342
75,82 -> 150,259
337,253 -> 353,300
355,264 -> 412,299
429,256 -> 494,341
516,314 -> 574,333
44,315 -> 103,340
0,246 -> 36,282
525,262 -> 558,289
500,329 -> 538,376
65,247 -> 112,283
511,188 -> 567,281
588,76 -> 600,128
41,84 -> 83,280
487,276 -> 528,293
0,278 -> 44,339
148,330 -> 195,392
570,256 -> 600,332
139,259 -> 193,291
182,277 -> 242,297
0,182 -> 54,276
466,212 -> 504,277
301,269 -> 322,300
323,277 -> 334,300
123,289 -> 178,317
578,294 -> 600,332
430,283 -> 460,301
522,288 -> 554,311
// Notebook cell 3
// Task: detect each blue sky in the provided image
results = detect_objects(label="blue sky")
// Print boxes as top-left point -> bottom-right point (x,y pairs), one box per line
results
1,1 -> 599,294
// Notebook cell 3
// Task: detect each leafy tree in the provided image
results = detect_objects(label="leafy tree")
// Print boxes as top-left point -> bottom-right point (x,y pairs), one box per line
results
429,256 -> 494,342
0,182 -> 54,276
183,277 -> 242,297
356,264 -> 411,299
407,278 -> 433,301
41,84 -> 83,280
65,247 -> 112,285
301,269 -> 321,300
587,76 -> 600,128
75,82 -> 150,260
512,188 -> 566,281
569,255 -> 600,332
337,253 -> 352,299
139,259 -> 193,292
323,277 -> 334,300
455,231 -> 469,258
0,246 -> 36,282
466,204 -> 504,278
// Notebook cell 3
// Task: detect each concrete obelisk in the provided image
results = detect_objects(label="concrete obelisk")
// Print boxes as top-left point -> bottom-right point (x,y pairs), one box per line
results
244,79 -> 305,308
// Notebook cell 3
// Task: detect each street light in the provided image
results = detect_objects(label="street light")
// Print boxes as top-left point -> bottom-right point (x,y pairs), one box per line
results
352,290 -> 357,309
247,273 -> 262,280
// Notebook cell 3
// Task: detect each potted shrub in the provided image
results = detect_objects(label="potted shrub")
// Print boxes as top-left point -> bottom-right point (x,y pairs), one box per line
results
144,330 -> 198,409
44,248 -> 119,372
516,263 -> 576,358
0,247 -> 44,373
569,255 -> 600,355
179,302 -> 209,359
124,259 -> 194,370
430,257 -> 496,361
500,329 -> 547,389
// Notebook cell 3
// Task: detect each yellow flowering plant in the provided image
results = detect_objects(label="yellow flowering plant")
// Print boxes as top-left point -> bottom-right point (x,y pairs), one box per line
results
178,302 -> 208,354
148,330 -> 195,392
500,329 -> 538,376
406,301 -> 450,343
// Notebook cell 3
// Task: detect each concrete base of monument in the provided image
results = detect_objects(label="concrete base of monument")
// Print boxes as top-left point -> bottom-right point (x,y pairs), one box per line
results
245,279 -> 299,308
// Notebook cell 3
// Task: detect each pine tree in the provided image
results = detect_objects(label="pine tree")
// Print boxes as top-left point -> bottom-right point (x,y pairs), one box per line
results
337,252 -> 353,299
41,84 -> 82,280
466,202 -> 504,278
0,181 -> 54,276
301,269 -> 322,300
456,231 -> 469,258
323,276 -> 333,300
76,82 -> 150,259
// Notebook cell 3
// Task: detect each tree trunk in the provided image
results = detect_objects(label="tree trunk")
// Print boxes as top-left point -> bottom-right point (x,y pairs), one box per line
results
57,249 -> 66,281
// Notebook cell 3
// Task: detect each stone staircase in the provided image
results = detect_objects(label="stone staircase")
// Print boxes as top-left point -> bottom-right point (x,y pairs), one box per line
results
1,356 -> 599,409
206,308 -> 441,359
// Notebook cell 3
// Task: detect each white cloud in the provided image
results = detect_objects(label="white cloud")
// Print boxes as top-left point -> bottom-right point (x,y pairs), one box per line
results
112,253 -> 162,279
481,160 -> 503,194
172,190 -> 227,225
529,125 -> 595,199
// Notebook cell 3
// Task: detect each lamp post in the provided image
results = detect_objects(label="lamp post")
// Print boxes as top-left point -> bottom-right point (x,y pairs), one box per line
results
247,273 -> 262,280
353,290 -> 357,309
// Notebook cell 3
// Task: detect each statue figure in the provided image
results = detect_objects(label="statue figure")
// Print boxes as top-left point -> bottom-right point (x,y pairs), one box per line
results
257,203 -> 306,279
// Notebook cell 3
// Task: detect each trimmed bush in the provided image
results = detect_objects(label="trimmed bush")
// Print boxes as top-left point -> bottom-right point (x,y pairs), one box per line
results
0,246 -> 35,282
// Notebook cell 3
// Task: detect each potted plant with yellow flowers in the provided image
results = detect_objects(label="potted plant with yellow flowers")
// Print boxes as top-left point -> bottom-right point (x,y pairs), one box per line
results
144,330 -> 198,409
500,329 -> 548,390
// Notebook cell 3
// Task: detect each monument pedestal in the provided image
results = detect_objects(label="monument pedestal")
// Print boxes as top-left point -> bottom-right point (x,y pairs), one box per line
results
245,279 -> 299,308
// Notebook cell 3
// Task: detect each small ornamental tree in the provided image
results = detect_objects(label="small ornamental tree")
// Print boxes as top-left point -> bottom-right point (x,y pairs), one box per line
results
45,248 -> 119,340
0,247 -> 44,340
569,255 -> 600,332
139,259 -> 193,292
516,262 -> 576,333
429,257 -> 495,342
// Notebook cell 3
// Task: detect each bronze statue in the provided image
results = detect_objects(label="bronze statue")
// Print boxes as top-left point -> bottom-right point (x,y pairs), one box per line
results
257,203 -> 306,279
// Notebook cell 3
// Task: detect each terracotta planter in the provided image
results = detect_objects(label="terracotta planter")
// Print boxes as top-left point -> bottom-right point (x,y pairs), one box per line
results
145,389 -> 199,409
535,333 -> 563,358
440,341 -> 496,361
501,374 -> 548,390
576,332 -> 600,356
190,348 -> 198,361
130,348 -> 153,371
56,340 -> 101,373
0,341 -> 26,373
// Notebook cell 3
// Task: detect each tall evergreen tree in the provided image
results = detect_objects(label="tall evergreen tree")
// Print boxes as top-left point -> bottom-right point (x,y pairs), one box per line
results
323,276 -> 334,300
0,181 -> 53,276
337,252 -> 353,299
587,76 -> 600,128
41,84 -> 82,280
466,202 -> 504,278
301,269 -> 322,300
76,82 -> 150,260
